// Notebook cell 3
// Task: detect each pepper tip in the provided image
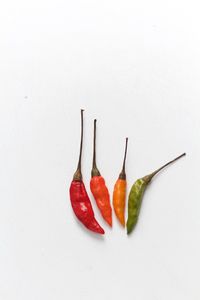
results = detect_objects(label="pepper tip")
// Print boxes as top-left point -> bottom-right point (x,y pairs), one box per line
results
106,218 -> 112,227
127,228 -> 131,235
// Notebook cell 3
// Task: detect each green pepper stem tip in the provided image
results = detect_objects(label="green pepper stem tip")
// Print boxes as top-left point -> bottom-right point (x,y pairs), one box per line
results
144,152 -> 186,183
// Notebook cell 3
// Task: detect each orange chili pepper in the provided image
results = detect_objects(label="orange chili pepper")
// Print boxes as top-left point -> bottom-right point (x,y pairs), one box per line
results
113,138 -> 128,227
90,119 -> 112,227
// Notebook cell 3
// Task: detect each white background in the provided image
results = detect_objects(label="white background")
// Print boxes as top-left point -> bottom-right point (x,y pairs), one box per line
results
0,0 -> 200,299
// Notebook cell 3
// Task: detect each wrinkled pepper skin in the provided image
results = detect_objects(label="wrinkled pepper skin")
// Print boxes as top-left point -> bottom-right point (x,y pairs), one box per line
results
90,176 -> 112,226
113,179 -> 126,226
126,179 -> 147,234
70,180 -> 105,234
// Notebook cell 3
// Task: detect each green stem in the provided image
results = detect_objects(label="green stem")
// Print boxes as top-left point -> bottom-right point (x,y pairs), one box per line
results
91,119 -> 100,177
73,109 -> 84,181
143,153 -> 186,183
119,138 -> 128,180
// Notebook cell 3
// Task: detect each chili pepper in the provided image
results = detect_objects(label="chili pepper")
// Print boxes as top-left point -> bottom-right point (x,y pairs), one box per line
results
90,119 -> 112,226
126,153 -> 186,234
113,138 -> 128,227
69,110 -> 104,234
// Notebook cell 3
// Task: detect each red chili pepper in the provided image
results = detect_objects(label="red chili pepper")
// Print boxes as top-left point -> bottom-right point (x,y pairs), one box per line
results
90,119 -> 112,227
69,110 -> 104,234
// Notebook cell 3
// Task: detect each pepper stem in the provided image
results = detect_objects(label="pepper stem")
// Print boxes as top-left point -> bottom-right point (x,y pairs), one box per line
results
119,138 -> 128,180
73,109 -> 84,181
91,119 -> 101,177
143,152 -> 186,183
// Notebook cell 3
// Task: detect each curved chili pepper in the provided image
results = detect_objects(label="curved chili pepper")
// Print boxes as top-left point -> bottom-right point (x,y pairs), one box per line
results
90,119 -> 112,227
126,153 -> 186,234
69,110 -> 104,234
113,138 -> 128,227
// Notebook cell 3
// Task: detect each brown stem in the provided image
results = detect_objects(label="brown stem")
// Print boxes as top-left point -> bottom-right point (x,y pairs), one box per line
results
119,138 -> 128,180
143,152 -> 186,183
91,119 -> 100,177
73,109 -> 84,181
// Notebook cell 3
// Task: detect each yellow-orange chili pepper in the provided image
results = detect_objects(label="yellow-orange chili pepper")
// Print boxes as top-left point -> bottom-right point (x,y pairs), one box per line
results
90,119 -> 112,227
113,138 -> 128,227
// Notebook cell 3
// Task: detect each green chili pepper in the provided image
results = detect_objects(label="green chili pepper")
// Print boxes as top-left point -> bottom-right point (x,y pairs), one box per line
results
126,153 -> 186,234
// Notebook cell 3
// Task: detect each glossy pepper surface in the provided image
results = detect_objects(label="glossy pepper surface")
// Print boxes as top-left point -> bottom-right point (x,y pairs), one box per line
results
90,119 -> 112,226
127,153 -> 186,235
113,138 -> 128,227
69,110 -> 104,234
